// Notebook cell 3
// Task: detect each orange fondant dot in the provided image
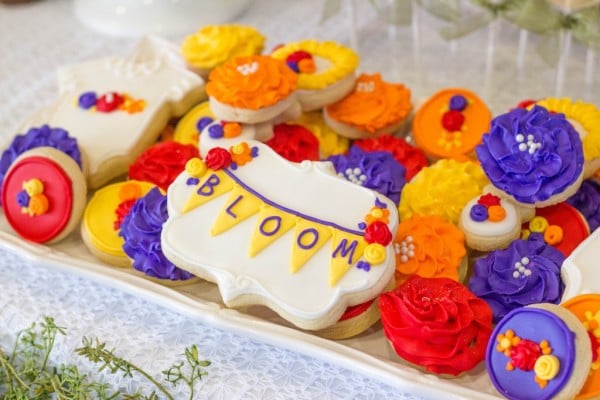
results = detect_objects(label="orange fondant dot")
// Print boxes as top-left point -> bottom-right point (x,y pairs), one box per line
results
223,122 -> 242,138
28,194 -> 49,216
119,182 -> 142,202
488,205 -> 506,222
544,225 -> 563,245
298,58 -> 316,74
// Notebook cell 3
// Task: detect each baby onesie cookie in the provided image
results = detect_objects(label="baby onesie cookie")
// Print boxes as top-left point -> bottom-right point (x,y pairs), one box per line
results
181,24 -> 265,79
205,55 -> 298,124
487,303 -> 591,400
380,275 -> 493,376
271,40 -> 359,111
412,88 -> 491,160
162,141 -> 398,331
476,105 -> 584,207
172,101 -> 215,147
561,227 -> 600,302
1,147 -> 87,244
323,73 -> 412,139
535,97 -> 600,178
23,35 -> 206,189
469,238 -> 565,322
81,180 -> 155,267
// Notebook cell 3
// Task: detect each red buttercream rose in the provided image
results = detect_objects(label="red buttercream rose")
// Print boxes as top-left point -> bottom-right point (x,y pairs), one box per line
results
205,147 -> 232,170
128,141 -> 199,191
353,134 -> 428,181
113,198 -> 138,230
379,275 -> 493,376
364,221 -> 392,246
96,92 -> 124,112
477,193 -> 501,207
509,339 -> 541,371
266,123 -> 319,162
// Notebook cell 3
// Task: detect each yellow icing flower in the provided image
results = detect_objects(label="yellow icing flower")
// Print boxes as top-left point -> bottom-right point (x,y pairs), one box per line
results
363,243 -> 386,265
534,355 -> 560,382
23,178 -> 44,196
529,216 -> 549,233
365,206 -> 390,224
398,159 -> 489,224
230,142 -> 253,166
185,157 -> 207,178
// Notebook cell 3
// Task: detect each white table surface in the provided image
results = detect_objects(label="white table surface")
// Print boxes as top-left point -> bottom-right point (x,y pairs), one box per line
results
0,1 -> 597,399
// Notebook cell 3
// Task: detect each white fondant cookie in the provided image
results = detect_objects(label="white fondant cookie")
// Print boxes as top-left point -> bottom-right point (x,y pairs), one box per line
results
162,141 -> 398,330
561,227 -> 600,302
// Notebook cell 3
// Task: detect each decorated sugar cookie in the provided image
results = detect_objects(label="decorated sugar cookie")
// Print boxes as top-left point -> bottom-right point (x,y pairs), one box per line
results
412,88 -> 491,160
561,228 -> 600,302
291,111 -> 350,158
162,141 -> 398,331
323,73 -> 412,139
172,101 -> 215,147
271,40 -> 359,111
81,180 -> 155,267
205,55 -> 298,124
486,304 -> 591,400
181,24 -> 265,78
567,179 -> 600,232
1,147 -> 87,244
22,35 -> 206,190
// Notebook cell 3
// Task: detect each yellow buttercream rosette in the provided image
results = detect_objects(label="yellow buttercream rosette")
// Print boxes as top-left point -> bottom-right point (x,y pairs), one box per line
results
535,97 -> 600,162
206,55 -> 298,110
325,73 -> 412,134
271,40 -> 359,90
181,24 -> 265,71
292,111 -> 349,157
394,214 -> 466,284
399,159 -> 489,224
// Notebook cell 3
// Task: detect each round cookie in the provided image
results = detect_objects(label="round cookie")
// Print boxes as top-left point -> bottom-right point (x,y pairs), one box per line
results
205,55 -> 298,124
271,40 -> 359,111
379,275 -> 493,376
81,180 -> 155,267
412,88 -> 491,160
181,24 -> 265,79
1,147 -> 87,244
172,101 -> 215,147
561,294 -> 600,399
476,105 -> 585,208
323,73 -> 412,139
487,303 -> 592,400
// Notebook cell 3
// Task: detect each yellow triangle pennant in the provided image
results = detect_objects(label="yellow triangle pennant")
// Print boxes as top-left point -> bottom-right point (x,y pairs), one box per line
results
182,170 -> 233,214
329,231 -> 367,287
290,219 -> 333,274
210,184 -> 262,236
248,204 -> 296,258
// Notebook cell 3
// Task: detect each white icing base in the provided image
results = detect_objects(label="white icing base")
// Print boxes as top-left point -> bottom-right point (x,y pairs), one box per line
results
561,227 -> 600,302
209,94 -> 295,124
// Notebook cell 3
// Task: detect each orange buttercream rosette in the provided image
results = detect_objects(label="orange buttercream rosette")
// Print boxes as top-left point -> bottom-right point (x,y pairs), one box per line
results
325,73 -> 411,134
206,55 -> 297,110
394,214 -> 466,285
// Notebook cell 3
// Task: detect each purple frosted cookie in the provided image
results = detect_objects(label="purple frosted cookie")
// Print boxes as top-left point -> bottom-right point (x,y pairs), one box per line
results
327,145 -> 406,205
567,179 -> 600,232
469,238 -> 565,322
476,106 -> 584,207
0,125 -> 83,204
120,187 -> 195,282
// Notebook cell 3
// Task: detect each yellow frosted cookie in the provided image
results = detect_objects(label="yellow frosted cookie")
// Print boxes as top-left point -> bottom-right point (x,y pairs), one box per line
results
81,180 -> 155,267
173,101 -> 215,147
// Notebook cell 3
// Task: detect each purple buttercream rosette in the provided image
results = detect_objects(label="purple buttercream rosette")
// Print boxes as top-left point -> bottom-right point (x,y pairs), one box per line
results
120,187 -> 194,281
469,238 -> 565,322
0,125 -> 83,205
567,179 -> 600,232
475,106 -> 584,204
326,145 -> 406,205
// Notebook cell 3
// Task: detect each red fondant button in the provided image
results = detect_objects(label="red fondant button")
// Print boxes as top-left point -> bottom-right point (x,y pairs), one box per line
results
2,156 -> 73,243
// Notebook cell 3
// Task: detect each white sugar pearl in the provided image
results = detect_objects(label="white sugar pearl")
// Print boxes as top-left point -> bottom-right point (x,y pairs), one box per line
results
407,250 -> 415,258
524,269 -> 532,276
400,247 -> 407,254
518,266 -> 526,273
528,147 -> 536,155
527,134 -> 534,141
353,168 -> 361,175
522,257 -> 530,265
519,143 -> 527,152
400,255 -> 408,263
516,134 -> 524,143
408,243 -> 415,250
513,271 -> 520,278
406,236 -> 413,243
345,168 -> 352,175
359,174 -> 367,182
515,262 -> 522,269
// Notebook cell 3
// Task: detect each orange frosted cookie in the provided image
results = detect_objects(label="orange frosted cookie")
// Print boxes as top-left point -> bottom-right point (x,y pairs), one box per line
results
413,88 -> 491,160
271,40 -> 359,111
324,73 -> 412,139
206,55 -> 298,124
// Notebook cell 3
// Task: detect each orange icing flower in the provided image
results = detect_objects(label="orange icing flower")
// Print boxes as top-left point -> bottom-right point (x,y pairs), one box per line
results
27,194 -> 49,216
364,206 -> 390,224
326,73 -> 411,134
230,142 -> 253,166
488,205 -> 506,222
544,225 -> 564,245
206,55 -> 297,110
223,122 -> 242,138
119,182 -> 142,202
393,214 -> 466,284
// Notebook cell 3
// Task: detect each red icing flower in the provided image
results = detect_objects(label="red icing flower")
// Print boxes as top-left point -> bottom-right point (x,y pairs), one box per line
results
509,339 -> 542,371
286,50 -> 312,64
353,135 -> 428,181
515,99 -> 537,109
205,147 -> 232,170
266,123 -> 319,162
364,221 -> 392,246
128,141 -> 199,191
441,110 -> 465,132
113,198 -> 138,230
379,276 -> 493,375
96,92 -> 124,112
477,193 -> 501,208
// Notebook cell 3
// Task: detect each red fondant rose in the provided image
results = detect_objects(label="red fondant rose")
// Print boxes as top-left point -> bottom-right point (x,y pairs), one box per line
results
96,92 -> 124,112
128,141 -> 199,191
379,276 -> 493,376
441,110 -> 465,132
205,147 -> 232,170
477,193 -> 501,207
364,221 -> 392,246
509,339 -> 541,371
266,123 -> 319,162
